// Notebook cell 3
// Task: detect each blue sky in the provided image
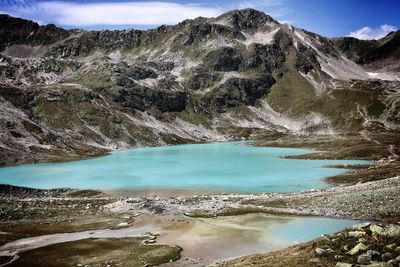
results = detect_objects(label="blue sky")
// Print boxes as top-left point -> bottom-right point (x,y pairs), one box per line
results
0,0 -> 399,39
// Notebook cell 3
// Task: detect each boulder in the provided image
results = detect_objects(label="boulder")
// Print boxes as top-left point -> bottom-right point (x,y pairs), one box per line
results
348,231 -> 366,237
370,224 -> 400,237
348,243 -> 368,255
315,247 -> 328,256
358,253 -> 372,265
385,259 -> 398,267
382,252 -> 394,261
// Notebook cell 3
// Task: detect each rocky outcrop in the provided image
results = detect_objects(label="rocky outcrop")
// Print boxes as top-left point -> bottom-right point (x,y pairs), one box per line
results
204,47 -> 242,72
47,29 -> 142,57
112,87 -> 187,112
0,14 -> 70,51
198,76 -> 275,113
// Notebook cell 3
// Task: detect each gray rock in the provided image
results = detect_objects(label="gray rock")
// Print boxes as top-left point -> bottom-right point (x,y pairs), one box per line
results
112,87 -> 187,113
335,255 -> 345,260
348,243 -> 368,255
358,253 -> 372,265
366,263 -> 388,267
370,224 -> 400,237
370,225 -> 385,235
335,263 -> 352,267
386,259 -> 398,267
367,250 -> 382,261
315,247 -> 328,256
348,230 -> 366,237
309,257 -> 320,263
383,252 -> 395,261
352,222 -> 371,230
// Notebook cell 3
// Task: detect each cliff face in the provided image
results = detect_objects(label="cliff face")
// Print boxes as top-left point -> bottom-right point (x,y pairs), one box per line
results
0,9 -> 399,166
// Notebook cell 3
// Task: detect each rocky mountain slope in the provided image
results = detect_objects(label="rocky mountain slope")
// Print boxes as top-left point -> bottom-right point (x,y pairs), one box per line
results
0,9 -> 399,166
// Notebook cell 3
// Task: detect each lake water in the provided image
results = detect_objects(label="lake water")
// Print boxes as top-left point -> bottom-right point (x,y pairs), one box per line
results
0,214 -> 361,262
0,142 -> 369,192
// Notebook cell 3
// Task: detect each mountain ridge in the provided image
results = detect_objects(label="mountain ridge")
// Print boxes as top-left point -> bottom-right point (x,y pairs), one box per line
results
0,9 -> 399,166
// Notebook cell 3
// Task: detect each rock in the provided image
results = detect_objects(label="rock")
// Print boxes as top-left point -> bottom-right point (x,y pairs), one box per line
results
358,253 -> 372,265
386,259 -> 398,267
199,75 -> 275,112
294,45 -> 319,73
335,263 -> 353,267
370,224 -> 400,237
385,225 -> 400,237
382,252 -> 394,261
204,47 -> 241,72
216,9 -> 279,31
348,231 -> 366,237
125,67 -> 157,80
315,247 -> 329,256
387,243 -> 397,250
309,257 -> 320,263
358,238 -> 367,243
370,225 -> 385,235
335,255 -> 345,260
186,72 -> 221,90
352,222 -> 371,230
356,250 -> 382,265
365,263 -> 387,267
112,87 -> 187,113
348,243 -> 368,255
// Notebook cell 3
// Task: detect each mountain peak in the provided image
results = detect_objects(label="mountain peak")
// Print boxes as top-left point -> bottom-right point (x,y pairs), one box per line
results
214,8 -> 279,30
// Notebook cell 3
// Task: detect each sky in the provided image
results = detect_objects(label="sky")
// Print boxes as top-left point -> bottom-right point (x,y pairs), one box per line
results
0,0 -> 399,39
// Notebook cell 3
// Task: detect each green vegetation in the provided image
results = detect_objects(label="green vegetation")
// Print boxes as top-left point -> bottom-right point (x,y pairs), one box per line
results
8,238 -> 181,267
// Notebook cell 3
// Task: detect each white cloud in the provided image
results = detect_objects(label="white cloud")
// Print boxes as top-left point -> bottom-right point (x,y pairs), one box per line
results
347,24 -> 397,40
0,0 -> 294,29
1,1 -> 224,27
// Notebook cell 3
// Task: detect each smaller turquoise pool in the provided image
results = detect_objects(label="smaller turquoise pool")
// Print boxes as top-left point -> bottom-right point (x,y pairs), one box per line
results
0,142 -> 369,192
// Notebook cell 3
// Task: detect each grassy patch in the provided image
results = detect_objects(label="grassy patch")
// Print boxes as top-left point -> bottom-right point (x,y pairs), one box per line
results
8,238 -> 181,267
326,162 -> 400,185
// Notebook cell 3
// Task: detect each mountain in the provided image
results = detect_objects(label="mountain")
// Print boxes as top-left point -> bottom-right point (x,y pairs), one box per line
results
0,9 -> 399,166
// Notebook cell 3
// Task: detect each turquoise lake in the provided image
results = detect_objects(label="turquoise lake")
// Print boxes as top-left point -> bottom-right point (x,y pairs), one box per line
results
0,142 -> 369,192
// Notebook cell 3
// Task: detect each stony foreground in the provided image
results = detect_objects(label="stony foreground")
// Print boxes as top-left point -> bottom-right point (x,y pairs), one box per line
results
217,221 -> 400,267
0,172 -> 399,266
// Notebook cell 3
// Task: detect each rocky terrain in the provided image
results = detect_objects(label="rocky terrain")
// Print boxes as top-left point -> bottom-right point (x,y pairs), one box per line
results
0,8 -> 399,166
217,221 -> 400,267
